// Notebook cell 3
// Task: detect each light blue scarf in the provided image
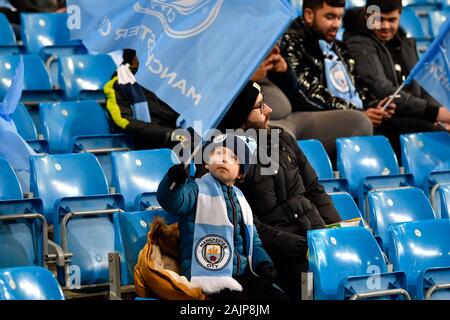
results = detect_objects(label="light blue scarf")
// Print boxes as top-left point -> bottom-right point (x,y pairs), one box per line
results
117,64 -> 151,123
190,173 -> 255,294
319,40 -> 363,109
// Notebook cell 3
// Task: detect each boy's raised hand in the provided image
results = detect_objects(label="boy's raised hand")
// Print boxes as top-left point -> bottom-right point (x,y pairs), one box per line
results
168,163 -> 189,185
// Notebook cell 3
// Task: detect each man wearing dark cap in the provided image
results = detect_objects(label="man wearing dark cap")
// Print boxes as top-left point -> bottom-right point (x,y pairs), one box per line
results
103,49 -> 189,150
344,0 -> 450,131
218,80 -> 342,300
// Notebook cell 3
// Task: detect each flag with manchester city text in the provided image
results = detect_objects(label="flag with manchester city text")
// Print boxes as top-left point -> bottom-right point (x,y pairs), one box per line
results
66,0 -> 296,137
405,18 -> 450,109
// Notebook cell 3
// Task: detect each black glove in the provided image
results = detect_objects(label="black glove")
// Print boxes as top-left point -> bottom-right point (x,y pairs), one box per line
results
167,163 -> 189,185
256,261 -> 277,283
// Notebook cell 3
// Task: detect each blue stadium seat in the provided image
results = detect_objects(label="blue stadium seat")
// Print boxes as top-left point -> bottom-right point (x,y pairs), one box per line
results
58,54 -> 117,101
336,136 -> 414,214
21,13 -> 85,58
21,13 -> 87,86
0,13 -> 22,55
307,227 -> 410,300
403,1 -> 439,38
400,132 -> 450,199
437,183 -> 450,219
111,149 -> 179,211
39,100 -> 131,154
367,187 -> 436,253
112,209 -> 179,288
389,219 -> 450,300
0,158 -> 22,200
0,55 -> 63,104
0,197 -> 46,269
0,158 -> 48,269
11,103 -> 49,154
428,10 -> 448,38
298,140 -> 348,193
30,152 -> 112,221
329,192 -> 365,227
400,7 -> 431,54
39,100 -> 132,183
0,266 -> 64,300
29,153 -> 125,288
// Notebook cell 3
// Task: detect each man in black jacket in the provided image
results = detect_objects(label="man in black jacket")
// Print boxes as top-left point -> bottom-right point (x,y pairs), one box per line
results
344,0 -> 450,131
217,81 -> 342,299
275,0 -> 441,159
103,49 -> 189,150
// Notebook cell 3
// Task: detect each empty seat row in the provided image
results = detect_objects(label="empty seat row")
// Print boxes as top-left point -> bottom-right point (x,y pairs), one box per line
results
0,54 -> 116,103
332,133 -> 450,215
307,218 -> 450,300
0,13 -> 86,56
1,150 -> 449,299
11,100 -> 133,187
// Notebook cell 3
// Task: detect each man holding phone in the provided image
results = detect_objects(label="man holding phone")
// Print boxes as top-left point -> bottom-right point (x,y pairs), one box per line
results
273,0 -> 440,159
344,0 -> 450,131
250,45 -> 373,161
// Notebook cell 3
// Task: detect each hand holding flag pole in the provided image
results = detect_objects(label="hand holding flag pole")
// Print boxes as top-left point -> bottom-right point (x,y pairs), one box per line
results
382,18 -> 450,112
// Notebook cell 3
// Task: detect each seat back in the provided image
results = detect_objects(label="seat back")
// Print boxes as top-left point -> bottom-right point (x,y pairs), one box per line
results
298,139 -> 334,179
0,158 -> 22,200
401,7 -> 428,39
29,153 -> 109,223
0,215 -> 45,268
21,13 -> 82,56
114,209 -> 179,285
368,187 -> 436,253
111,149 -> 179,211
308,227 -> 388,300
0,12 -> 17,46
329,192 -> 364,223
438,183 -> 450,219
11,103 -> 38,141
336,136 -> 400,197
429,10 -> 448,38
389,219 -> 450,299
345,0 -> 365,8
0,266 -> 64,300
400,132 -> 450,190
0,55 -> 53,100
39,100 -> 112,154
58,54 -> 116,100
64,214 -> 115,287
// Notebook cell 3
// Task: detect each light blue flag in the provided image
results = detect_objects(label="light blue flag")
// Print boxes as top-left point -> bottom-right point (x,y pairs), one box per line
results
0,56 -> 36,192
405,18 -> 450,109
1,55 -> 23,122
66,0 -> 295,137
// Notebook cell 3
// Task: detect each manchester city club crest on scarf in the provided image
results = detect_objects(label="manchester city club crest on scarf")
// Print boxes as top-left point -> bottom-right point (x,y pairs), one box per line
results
195,234 -> 231,271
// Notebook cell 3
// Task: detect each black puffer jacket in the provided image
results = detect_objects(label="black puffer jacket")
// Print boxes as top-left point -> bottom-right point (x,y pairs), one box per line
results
276,17 -> 376,112
343,8 -> 440,122
237,127 -> 341,262
103,66 -> 180,150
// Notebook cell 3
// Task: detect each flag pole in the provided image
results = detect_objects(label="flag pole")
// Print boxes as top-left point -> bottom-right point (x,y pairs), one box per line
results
382,82 -> 406,111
